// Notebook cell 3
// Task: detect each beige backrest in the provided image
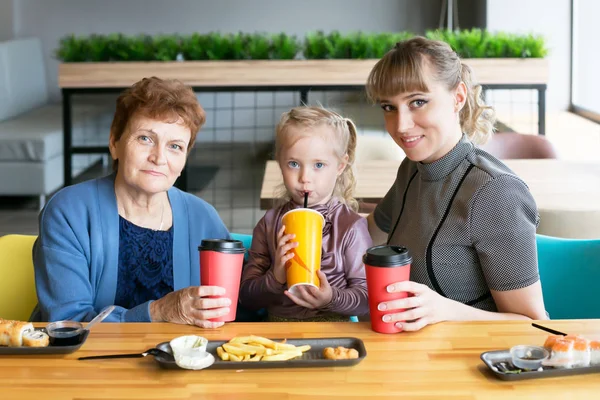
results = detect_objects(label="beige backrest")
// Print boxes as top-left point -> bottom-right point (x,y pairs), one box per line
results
355,133 -> 405,164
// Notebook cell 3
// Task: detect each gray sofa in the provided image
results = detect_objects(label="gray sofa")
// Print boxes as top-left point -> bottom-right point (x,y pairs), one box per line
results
0,38 -> 109,208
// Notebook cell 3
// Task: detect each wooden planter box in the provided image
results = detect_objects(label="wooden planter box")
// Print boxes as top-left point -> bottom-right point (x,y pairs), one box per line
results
58,58 -> 548,89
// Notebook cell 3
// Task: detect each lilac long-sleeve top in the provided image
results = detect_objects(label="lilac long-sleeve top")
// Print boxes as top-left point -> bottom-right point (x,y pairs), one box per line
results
239,198 -> 372,319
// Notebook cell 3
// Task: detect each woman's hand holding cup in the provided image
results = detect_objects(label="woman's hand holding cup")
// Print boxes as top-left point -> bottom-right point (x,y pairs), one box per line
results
378,281 -> 452,332
150,286 -> 231,329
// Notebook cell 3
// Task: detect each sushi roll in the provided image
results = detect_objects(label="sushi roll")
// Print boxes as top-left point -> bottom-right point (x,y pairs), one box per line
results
8,321 -> 34,346
0,320 -> 34,347
0,319 -> 12,346
589,340 -> 600,366
564,335 -> 582,342
543,335 -> 561,350
570,336 -> 591,368
22,330 -> 49,347
543,338 -> 575,368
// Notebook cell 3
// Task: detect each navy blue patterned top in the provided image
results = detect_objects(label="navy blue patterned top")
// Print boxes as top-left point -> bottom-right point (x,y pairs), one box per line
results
115,216 -> 174,310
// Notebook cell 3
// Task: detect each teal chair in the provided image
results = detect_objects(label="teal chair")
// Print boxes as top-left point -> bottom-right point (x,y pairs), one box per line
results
537,234 -> 600,319
230,232 -> 253,261
230,232 -> 266,322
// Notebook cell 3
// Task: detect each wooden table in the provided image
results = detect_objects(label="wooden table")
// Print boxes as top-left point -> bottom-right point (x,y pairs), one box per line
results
261,159 -> 600,210
261,160 -> 600,236
2,320 -> 599,399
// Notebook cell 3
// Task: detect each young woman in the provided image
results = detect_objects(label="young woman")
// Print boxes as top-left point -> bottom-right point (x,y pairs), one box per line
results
365,37 -> 548,332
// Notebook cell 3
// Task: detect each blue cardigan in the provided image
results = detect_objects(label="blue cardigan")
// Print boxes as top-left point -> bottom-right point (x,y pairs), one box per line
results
33,174 -> 230,322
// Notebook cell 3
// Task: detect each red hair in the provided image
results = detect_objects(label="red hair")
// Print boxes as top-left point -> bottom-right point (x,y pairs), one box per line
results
110,77 -> 206,170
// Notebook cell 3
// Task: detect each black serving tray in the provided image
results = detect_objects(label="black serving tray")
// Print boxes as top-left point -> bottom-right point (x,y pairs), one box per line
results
0,328 -> 89,355
481,349 -> 600,381
155,337 -> 366,370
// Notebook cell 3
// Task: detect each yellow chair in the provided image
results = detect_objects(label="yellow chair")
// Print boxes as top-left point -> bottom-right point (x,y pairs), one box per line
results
0,234 -> 38,320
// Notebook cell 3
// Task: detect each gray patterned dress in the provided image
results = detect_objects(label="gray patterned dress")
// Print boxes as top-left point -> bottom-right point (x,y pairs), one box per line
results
374,135 -> 540,311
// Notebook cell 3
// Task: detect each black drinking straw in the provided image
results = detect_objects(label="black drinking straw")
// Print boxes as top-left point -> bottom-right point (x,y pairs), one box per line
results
531,323 -> 567,336
303,192 -> 308,208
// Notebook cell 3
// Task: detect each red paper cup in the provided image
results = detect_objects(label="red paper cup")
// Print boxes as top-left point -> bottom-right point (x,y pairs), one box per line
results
363,245 -> 412,334
199,239 -> 245,322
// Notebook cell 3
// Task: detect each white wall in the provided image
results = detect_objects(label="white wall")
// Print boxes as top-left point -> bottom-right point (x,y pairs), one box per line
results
12,0 -> 443,101
572,0 -> 600,115
0,0 -> 14,41
486,0 -> 571,112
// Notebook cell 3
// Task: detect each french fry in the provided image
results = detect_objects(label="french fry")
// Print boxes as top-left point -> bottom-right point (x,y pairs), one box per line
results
273,342 -> 299,351
272,349 -> 302,356
262,351 -> 303,361
222,343 -> 255,356
228,335 -> 265,345
295,345 -> 311,353
217,335 -> 311,362
241,335 -> 278,349
226,342 -> 269,355
227,336 -> 248,344
216,346 -> 229,361
245,342 -> 274,355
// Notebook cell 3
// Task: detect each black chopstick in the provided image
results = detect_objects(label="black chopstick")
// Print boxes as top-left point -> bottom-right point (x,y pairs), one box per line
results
531,323 -> 567,336
79,353 -> 145,360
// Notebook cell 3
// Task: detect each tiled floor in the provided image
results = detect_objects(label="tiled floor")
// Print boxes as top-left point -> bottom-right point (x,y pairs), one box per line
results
0,206 -> 39,236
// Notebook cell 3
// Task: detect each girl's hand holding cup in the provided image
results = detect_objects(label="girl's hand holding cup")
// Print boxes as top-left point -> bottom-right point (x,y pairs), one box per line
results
273,225 -> 298,284
285,270 -> 332,309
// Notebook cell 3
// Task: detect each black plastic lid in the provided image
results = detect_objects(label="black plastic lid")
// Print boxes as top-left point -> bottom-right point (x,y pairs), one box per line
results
363,245 -> 412,267
198,239 -> 245,254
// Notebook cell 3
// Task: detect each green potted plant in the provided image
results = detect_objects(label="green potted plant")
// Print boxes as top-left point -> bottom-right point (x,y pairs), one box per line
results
57,29 -> 548,89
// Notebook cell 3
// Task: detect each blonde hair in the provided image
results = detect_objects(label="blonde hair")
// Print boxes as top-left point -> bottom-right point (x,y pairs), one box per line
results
274,106 -> 358,212
366,36 -> 496,145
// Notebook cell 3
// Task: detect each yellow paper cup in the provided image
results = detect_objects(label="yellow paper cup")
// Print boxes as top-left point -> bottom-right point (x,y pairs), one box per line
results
281,208 -> 325,296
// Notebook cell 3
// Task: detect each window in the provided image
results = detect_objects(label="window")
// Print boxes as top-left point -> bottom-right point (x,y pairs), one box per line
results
571,0 -> 600,121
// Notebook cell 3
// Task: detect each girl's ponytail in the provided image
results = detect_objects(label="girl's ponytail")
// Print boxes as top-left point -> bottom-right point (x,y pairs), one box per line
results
334,118 -> 358,212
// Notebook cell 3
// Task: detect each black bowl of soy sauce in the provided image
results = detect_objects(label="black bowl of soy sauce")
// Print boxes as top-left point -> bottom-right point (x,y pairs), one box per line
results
46,320 -> 86,346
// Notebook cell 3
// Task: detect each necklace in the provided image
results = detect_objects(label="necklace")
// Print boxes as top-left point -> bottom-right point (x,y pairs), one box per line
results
157,199 -> 165,231
119,198 -> 165,231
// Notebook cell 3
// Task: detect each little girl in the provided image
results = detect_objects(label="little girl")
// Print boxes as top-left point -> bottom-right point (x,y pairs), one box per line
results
239,106 -> 372,322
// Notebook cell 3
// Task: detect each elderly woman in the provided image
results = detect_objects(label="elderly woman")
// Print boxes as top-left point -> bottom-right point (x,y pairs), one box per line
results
33,77 -> 232,328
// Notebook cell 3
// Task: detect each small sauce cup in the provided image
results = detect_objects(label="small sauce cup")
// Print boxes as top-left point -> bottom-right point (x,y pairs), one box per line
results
510,345 -> 549,370
170,335 -> 208,357
45,306 -> 115,346
46,321 -> 85,346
